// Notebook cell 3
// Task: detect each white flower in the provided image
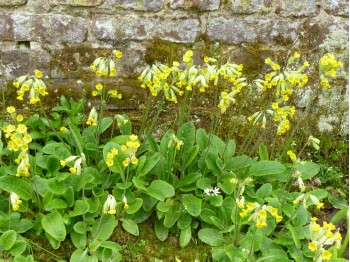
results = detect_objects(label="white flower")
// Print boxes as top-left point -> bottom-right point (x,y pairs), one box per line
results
204,188 -> 211,196
212,187 -> 221,196
10,192 -> 22,211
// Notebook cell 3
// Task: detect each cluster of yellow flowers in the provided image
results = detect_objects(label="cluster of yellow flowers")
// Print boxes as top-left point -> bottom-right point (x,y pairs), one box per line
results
308,217 -> 342,261
105,147 -> 118,167
86,107 -> 98,126
103,194 -> 117,214
2,107 -> 32,177
13,70 -> 48,104
60,153 -> 85,175
239,202 -> 283,228
90,50 -> 123,77
121,135 -> 140,167
138,50 -> 246,107
10,192 -> 22,211
167,134 -> 184,151
287,150 -> 297,161
319,53 -> 343,89
293,193 -> 324,209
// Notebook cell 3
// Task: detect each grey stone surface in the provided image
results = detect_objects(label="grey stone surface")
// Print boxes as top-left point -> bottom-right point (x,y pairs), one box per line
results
170,0 -> 220,11
109,0 -> 162,11
0,0 -> 26,6
0,13 -> 87,43
322,0 -> 349,16
276,0 -> 319,17
0,49 -> 50,80
230,0 -> 272,14
92,14 -> 200,43
207,17 -> 300,44
50,0 -> 104,6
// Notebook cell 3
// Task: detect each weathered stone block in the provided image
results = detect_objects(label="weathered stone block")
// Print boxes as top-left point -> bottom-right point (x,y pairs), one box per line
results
0,0 -> 26,6
0,49 -> 50,80
92,14 -> 200,43
322,0 -> 348,16
50,0 -> 104,6
230,0 -> 272,14
276,0 -> 318,17
0,13 -> 87,43
170,0 -> 220,11
207,17 -> 300,44
110,0 -> 162,11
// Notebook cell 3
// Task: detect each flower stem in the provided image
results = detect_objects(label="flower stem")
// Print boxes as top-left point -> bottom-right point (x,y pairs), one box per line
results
138,94 -> 153,139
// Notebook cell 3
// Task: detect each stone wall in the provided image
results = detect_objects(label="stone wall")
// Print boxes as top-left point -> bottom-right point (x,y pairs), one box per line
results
0,0 -> 348,136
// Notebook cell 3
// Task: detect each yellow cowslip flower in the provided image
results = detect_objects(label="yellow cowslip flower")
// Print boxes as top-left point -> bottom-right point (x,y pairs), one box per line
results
60,160 -> 66,167
256,220 -> 267,229
23,134 -> 32,144
312,223 -> 321,232
303,61 -> 310,67
92,90 -> 98,96
111,148 -> 118,155
282,95 -> 289,101
16,124 -> 27,134
106,158 -> 114,167
107,152 -> 115,159
293,52 -> 300,59
323,222 -> 336,231
239,209 -> 248,218
230,178 -> 238,184
272,102 -> 279,109
34,69 -> 43,78
130,134 -> 138,141
321,250 -> 332,260
103,194 -> 117,214
114,50 -> 123,59
308,242 -> 318,251
16,114 -> 23,122
317,202 -> 324,209
176,141 -> 183,150
131,156 -> 138,165
95,83 -> 103,90
272,64 -> 280,71
7,106 -> 16,114
69,167 -> 77,174
123,159 -> 130,167
121,145 -> 127,151
173,61 -> 179,67
10,192 -> 22,211
275,215 -> 283,222
287,150 -> 296,161
258,209 -> 267,218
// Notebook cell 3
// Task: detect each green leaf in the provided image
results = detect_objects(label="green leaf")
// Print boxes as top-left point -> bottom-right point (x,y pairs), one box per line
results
248,160 -> 286,176
296,161 -> 320,179
47,155 -> 60,174
45,232 -> 61,249
292,206 -> 309,227
154,218 -> 168,241
121,219 -> 139,236
225,155 -> 253,171
196,178 -> 212,190
288,244 -> 303,262
331,208 -> 349,224
200,208 -> 217,224
10,240 -> 26,256
70,249 -> 89,262
91,215 -> 116,241
41,210 -> 66,242
257,249 -> 289,262
0,230 -> 17,250
126,198 -> 143,214
100,241 -> 122,252
69,200 -> 90,217
176,173 -> 202,189
98,117 -> 113,135
198,228 -> 224,246
48,179 -> 67,195
184,145 -> 199,168
205,152 -> 221,175
177,213 -> 192,230
137,153 -> 161,177
44,198 -> 67,211
180,226 -> 191,248
0,176 -> 33,200
259,144 -> 269,160
287,224 -> 301,248
164,202 -> 181,228
196,128 -> 208,151
256,183 -> 272,199
182,194 -> 202,217
73,222 -> 86,235
224,140 -> 236,161
68,123 -> 84,154
178,121 -> 195,153
70,231 -> 86,249
147,180 -> 175,201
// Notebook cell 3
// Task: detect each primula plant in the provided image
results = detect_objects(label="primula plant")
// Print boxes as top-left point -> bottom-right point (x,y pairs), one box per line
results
0,49 -> 347,262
